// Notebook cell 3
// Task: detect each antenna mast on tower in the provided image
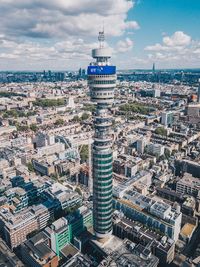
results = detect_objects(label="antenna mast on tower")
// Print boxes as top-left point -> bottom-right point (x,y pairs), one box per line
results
98,25 -> 105,48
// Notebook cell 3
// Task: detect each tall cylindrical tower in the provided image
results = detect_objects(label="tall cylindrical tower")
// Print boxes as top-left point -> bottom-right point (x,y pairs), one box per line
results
87,31 -> 116,239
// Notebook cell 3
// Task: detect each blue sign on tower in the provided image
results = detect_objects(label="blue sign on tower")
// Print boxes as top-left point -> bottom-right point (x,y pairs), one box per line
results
87,65 -> 116,75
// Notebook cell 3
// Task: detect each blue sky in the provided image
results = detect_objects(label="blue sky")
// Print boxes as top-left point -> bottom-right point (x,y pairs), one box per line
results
112,0 -> 200,69
0,0 -> 199,70
130,0 -> 200,48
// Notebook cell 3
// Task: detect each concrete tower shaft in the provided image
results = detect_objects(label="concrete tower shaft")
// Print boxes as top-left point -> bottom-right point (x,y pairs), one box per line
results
87,31 -> 116,239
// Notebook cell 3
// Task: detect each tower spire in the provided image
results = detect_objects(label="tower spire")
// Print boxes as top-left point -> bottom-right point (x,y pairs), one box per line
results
98,25 -> 105,48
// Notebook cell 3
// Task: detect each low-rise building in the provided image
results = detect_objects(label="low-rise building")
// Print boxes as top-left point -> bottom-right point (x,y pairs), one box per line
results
21,232 -> 59,267
4,187 -> 28,213
90,236 -> 159,267
44,206 -> 92,256
0,208 -> 38,249
32,159 -> 55,176
113,213 -> 175,265
146,143 -> 165,157
113,190 -> 182,241
44,217 -> 70,256
176,173 -> 200,197
44,182 -> 82,213
31,204 -> 53,230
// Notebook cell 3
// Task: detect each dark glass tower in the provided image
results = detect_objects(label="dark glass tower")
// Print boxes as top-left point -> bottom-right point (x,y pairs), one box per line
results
87,31 -> 116,239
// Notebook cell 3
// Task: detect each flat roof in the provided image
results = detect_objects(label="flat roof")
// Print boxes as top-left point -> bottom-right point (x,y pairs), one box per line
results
181,223 -> 196,237
60,244 -> 79,258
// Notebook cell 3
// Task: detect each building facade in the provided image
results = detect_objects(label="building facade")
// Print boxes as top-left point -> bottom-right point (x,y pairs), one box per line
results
113,190 -> 182,241
0,209 -> 38,249
21,232 -> 59,267
176,172 -> 200,197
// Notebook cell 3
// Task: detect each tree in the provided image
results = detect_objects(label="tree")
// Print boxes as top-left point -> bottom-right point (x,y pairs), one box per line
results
0,92 -> 25,98
82,104 -> 96,112
16,124 -> 29,132
27,162 -> 34,172
30,124 -> 38,132
79,144 -> 89,162
75,187 -> 82,196
33,98 -> 65,107
51,173 -> 58,180
164,149 -> 171,159
54,118 -> 64,125
81,112 -> 90,121
112,119 -> 116,126
119,102 -> 154,115
155,127 -> 167,136
72,115 -> 81,122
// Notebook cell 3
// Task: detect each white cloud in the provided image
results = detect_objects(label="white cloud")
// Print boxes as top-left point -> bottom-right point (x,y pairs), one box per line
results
144,31 -> 200,67
163,31 -> 191,46
116,38 -> 134,52
0,36 -> 98,61
145,31 -> 191,52
0,0 -> 138,38
0,0 -> 140,69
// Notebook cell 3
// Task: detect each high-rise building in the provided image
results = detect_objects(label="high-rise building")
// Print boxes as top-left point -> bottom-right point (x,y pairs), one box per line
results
87,30 -> 116,239
197,81 -> 200,103
152,62 -> 155,73
161,111 -> 174,126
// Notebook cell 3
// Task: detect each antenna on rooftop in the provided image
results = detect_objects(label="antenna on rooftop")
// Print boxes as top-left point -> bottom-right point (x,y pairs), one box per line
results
98,23 -> 105,48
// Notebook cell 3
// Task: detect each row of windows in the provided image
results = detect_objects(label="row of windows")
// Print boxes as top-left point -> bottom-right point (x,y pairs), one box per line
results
93,165 -> 112,171
94,184 -> 112,191
94,206 -> 112,214
91,92 -> 113,96
93,158 -> 112,164
92,97 -> 113,101
94,184 -> 112,194
94,226 -> 112,233
94,203 -> 113,213
94,220 -> 112,229
94,180 -> 112,187
88,75 -> 116,79
93,153 -> 112,159
93,152 -> 113,160
94,217 -> 112,225
94,143 -> 111,148
92,88 -> 114,93
94,195 -> 112,203
97,200 -> 113,207
94,189 -> 112,197
95,213 -> 112,221
94,175 -> 112,181
89,80 -> 116,84
94,169 -> 112,176
95,121 -> 112,125
94,170 -> 112,176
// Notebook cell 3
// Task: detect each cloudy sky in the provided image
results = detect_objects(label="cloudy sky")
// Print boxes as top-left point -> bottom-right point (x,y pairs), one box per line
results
0,0 -> 199,71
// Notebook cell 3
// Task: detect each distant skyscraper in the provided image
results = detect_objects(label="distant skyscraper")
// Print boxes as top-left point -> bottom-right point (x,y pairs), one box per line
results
152,62 -> 155,73
78,68 -> 82,77
87,31 -> 116,239
198,80 -> 200,103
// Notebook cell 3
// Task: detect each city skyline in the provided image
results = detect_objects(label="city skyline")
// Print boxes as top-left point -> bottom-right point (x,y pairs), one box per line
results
0,0 -> 199,71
